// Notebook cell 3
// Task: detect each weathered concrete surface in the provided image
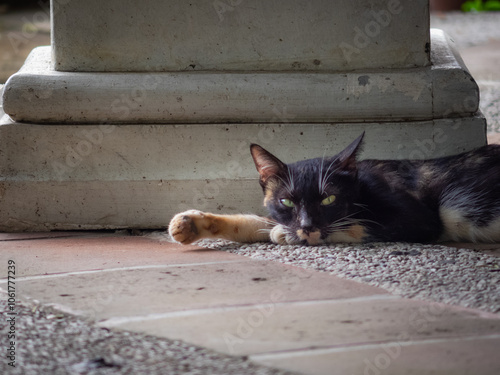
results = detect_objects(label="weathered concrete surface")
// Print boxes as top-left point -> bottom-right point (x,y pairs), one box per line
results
0,115 -> 486,232
2,30 -> 479,124
0,5 -> 488,231
51,0 -> 429,72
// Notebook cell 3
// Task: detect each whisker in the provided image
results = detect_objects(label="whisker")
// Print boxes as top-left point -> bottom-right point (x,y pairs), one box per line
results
329,211 -> 359,223
324,207 -> 380,234
327,216 -> 380,233
318,155 -> 326,195
256,228 -> 273,234
353,203 -> 369,209
327,223 -> 354,230
248,215 -> 278,227
274,171 -> 295,197
353,203 -> 378,218
324,164 -> 341,185
320,156 -> 342,195
287,167 -> 295,195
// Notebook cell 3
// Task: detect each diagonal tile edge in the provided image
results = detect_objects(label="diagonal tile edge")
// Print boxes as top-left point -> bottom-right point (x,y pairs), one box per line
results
250,334 -> 500,361
98,295 -> 400,328
0,260 -> 250,283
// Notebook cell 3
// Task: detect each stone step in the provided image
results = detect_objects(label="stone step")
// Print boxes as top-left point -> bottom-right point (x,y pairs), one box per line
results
0,112 -> 486,231
2,30 -> 479,124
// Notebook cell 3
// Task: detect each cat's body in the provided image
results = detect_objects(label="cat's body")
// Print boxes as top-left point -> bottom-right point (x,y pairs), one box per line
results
169,133 -> 500,245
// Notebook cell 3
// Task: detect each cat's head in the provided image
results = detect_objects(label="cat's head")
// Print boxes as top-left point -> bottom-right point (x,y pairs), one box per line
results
250,133 -> 365,245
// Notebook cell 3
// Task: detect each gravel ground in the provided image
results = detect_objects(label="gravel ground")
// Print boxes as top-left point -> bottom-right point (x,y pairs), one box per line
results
0,297 -> 296,375
193,239 -> 500,314
430,11 -> 500,48
431,11 -> 500,136
479,82 -> 500,135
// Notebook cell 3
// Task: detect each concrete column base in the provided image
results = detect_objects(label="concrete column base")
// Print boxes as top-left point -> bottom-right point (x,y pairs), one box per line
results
0,112 -> 486,232
0,28 -> 487,232
1,30 -> 480,124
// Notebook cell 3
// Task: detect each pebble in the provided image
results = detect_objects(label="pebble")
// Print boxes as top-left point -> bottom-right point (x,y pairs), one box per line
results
0,300 -> 294,375
201,240 -> 500,314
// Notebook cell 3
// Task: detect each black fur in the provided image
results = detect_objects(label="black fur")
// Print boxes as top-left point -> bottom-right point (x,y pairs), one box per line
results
250,133 -> 500,244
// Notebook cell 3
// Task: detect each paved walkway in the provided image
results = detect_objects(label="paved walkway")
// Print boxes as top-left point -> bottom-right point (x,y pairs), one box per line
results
1,232 -> 499,374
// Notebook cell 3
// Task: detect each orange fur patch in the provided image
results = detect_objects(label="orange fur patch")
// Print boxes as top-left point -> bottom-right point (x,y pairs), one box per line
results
297,229 -> 322,245
347,224 -> 366,241
264,189 -> 273,206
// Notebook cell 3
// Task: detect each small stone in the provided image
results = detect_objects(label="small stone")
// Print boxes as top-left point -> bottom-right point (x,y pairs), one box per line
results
389,250 -> 404,256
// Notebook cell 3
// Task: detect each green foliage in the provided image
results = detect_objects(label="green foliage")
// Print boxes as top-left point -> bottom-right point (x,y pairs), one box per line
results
462,0 -> 500,12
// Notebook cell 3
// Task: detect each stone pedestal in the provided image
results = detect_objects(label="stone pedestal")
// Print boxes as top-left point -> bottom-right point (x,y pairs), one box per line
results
50,0 -> 429,72
0,0 -> 486,231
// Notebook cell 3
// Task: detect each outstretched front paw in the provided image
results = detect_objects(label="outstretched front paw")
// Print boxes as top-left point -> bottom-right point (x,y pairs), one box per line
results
169,210 -> 207,244
270,225 -> 300,245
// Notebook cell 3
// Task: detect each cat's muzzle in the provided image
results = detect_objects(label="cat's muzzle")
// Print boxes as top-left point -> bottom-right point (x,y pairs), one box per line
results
296,228 -> 322,245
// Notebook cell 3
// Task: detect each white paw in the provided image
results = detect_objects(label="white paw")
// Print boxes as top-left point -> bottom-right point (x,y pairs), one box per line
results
168,210 -> 205,244
270,225 -> 300,245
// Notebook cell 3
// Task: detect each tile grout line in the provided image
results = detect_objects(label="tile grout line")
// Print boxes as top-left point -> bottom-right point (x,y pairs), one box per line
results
97,295 -> 400,327
0,234 -> 110,242
250,334 -> 500,362
0,260 -> 250,283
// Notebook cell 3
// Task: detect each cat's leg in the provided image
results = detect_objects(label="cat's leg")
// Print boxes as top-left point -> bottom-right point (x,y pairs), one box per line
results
324,225 -> 367,243
269,225 -> 304,245
169,210 -> 274,244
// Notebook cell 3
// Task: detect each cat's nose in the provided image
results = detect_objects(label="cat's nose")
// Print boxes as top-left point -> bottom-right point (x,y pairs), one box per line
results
300,226 -> 315,235
299,212 -> 313,231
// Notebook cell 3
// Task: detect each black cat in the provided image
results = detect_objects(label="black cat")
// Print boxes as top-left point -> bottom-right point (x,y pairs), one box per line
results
169,133 -> 500,245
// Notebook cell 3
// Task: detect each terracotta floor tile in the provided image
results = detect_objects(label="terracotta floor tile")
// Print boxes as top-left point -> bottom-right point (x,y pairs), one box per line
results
101,296 -> 500,356
252,335 -> 500,375
0,236 -> 244,277
4,260 -> 386,320
2,233 -> 499,374
0,231 -> 107,241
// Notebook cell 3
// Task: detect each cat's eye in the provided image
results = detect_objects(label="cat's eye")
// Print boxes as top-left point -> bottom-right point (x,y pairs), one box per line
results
280,198 -> 295,208
321,195 -> 336,206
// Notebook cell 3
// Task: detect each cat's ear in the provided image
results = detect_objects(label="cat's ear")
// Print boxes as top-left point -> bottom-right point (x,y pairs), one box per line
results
250,144 -> 287,184
336,132 -> 365,171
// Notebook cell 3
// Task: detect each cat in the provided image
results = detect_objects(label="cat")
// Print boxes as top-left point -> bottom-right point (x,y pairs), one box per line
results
169,132 -> 500,245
